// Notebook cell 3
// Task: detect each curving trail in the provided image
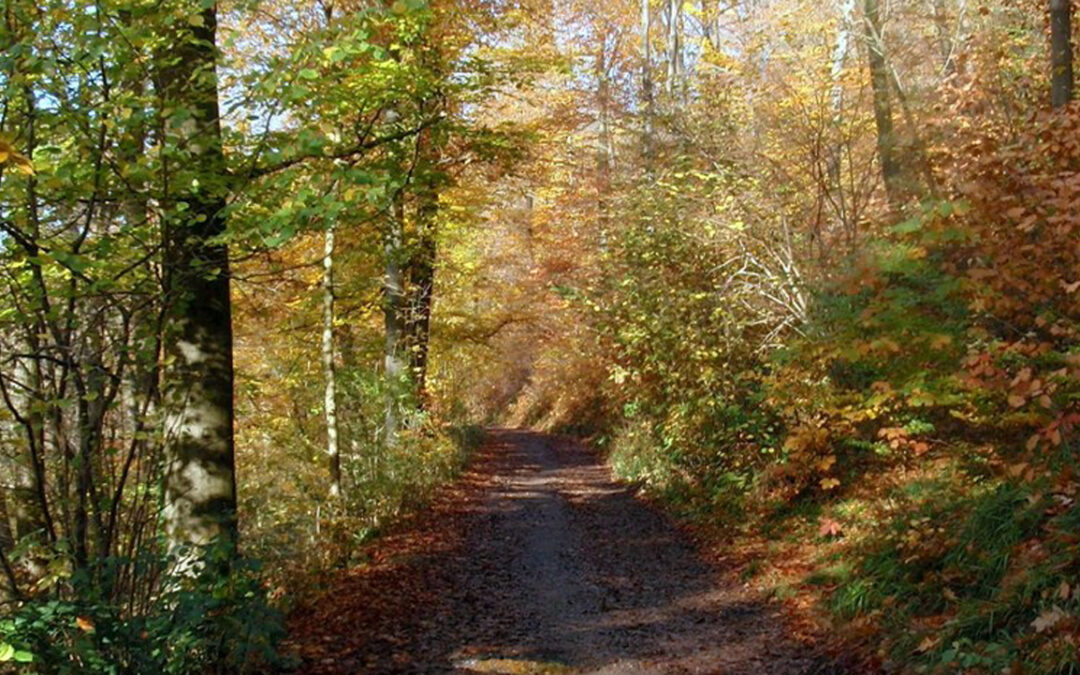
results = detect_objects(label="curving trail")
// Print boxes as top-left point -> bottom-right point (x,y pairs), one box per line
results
286,430 -> 826,674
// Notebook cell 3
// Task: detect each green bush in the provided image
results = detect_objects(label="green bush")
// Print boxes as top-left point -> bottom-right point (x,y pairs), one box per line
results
0,548 -> 285,675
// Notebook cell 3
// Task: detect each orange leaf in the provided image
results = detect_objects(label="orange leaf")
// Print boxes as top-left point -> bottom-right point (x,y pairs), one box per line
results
819,517 -> 843,538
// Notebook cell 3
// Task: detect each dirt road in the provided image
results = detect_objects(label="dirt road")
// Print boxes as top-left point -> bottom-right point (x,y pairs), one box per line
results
286,430 -> 824,674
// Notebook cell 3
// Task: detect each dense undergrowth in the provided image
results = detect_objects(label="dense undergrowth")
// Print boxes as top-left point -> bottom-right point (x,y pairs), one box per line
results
580,107 -> 1080,674
0,419 -> 480,675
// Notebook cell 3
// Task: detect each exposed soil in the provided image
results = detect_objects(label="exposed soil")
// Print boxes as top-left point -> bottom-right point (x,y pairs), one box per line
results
285,430 -> 832,674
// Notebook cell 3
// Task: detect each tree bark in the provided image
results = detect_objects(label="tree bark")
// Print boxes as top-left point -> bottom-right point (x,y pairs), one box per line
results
830,0 -> 856,112
322,224 -> 342,499
156,3 -> 237,559
407,195 -> 437,408
931,0 -> 955,75
597,34 -> 614,249
641,0 -> 655,165
665,0 -> 681,98
0,489 -> 19,600
1051,0 -> 1074,108
383,196 -> 407,447
863,0 -> 902,209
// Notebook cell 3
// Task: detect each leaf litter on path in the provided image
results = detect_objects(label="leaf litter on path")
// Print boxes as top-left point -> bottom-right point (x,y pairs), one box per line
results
285,430 -> 835,674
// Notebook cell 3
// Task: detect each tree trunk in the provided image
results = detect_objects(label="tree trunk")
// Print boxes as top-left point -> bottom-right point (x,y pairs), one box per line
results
383,196 -> 407,447
597,35 -> 614,248
665,0 -> 681,97
641,0 -> 655,164
0,485 -> 13,557
830,0 -> 856,112
931,0 -> 955,75
863,0 -> 902,209
322,224 -> 342,499
1051,0 -> 1074,108
156,4 -> 237,559
0,489 -> 19,600
407,195 -> 437,408
2,349 -> 53,548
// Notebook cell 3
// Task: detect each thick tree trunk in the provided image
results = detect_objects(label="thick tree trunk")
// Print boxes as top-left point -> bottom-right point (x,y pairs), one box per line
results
407,199 -> 436,407
383,196 -> 407,447
157,4 -> 237,558
322,225 -> 342,499
1051,0 -> 1074,108
863,0 -> 902,209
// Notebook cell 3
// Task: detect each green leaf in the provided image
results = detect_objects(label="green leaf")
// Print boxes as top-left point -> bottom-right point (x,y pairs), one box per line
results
299,68 -> 319,81
0,643 -> 14,661
13,651 -> 32,663
890,217 -> 922,234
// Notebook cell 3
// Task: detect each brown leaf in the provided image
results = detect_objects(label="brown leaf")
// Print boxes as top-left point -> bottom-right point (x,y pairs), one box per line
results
1032,606 -> 1067,633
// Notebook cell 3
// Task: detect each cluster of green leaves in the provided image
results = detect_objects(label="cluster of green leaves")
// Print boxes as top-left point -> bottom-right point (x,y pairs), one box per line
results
0,546 -> 284,675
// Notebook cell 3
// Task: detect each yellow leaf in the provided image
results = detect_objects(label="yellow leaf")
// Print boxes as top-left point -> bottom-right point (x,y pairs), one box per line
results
820,477 -> 840,490
817,455 -> 836,472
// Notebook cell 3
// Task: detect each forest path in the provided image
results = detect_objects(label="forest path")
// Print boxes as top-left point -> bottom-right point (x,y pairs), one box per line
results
286,430 -> 821,674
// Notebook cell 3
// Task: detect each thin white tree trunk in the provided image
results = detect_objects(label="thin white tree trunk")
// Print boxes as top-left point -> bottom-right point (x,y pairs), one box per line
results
322,225 -> 342,499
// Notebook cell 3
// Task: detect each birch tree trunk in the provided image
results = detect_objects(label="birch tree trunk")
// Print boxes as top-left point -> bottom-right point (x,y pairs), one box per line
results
322,224 -> 342,499
665,0 -> 681,98
383,196 -> 407,448
830,0 -> 856,112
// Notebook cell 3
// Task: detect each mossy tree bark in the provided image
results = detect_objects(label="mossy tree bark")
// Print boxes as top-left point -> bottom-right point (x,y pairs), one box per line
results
156,3 -> 237,560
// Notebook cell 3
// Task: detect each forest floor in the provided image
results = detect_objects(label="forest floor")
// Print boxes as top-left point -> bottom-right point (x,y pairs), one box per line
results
284,429 -> 833,674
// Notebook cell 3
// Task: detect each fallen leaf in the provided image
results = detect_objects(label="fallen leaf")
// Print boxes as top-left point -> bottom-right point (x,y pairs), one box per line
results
1032,606 -> 1067,633
819,517 -> 843,538
916,635 -> 939,652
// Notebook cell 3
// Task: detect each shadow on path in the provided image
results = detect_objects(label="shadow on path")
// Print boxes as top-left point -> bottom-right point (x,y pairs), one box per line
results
286,429 -> 834,674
